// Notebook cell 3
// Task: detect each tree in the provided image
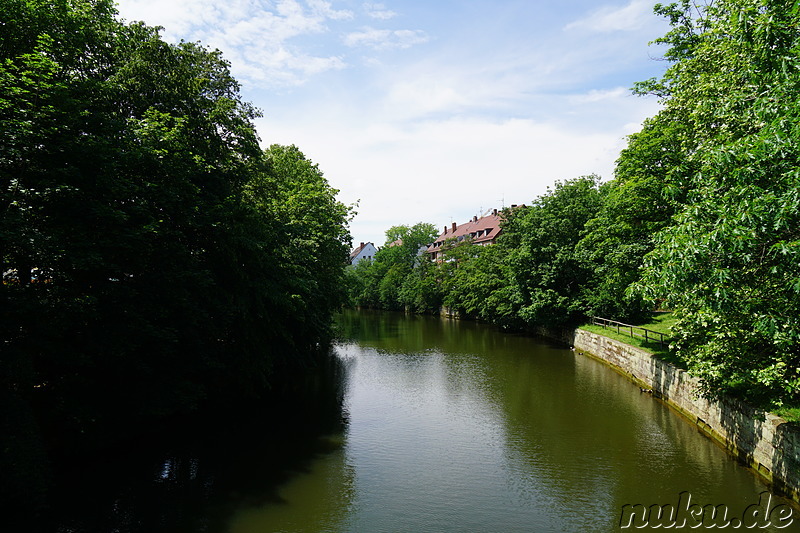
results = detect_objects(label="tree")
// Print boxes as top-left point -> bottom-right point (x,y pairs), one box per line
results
0,0 -> 352,447
438,243 -> 520,327
261,144 -> 353,346
382,222 -> 439,267
398,257 -> 441,314
632,0 -> 800,407
577,112 -> 688,322
346,222 -> 438,311
503,176 -> 606,328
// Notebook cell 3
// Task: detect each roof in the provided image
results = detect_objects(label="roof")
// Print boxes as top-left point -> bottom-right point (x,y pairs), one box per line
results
426,213 -> 503,253
349,242 -> 374,260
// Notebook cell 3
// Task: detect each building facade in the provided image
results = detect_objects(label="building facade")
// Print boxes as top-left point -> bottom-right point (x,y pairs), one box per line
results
349,242 -> 378,266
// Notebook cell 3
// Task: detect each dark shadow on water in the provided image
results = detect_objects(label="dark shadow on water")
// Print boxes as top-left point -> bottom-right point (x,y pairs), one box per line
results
2,352 -> 348,533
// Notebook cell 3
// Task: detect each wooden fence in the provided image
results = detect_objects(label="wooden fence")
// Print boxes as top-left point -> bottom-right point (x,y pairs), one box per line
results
589,316 -> 670,348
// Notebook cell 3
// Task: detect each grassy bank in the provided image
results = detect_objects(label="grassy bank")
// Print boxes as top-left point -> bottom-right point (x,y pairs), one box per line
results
579,312 -> 800,422
578,312 -> 685,367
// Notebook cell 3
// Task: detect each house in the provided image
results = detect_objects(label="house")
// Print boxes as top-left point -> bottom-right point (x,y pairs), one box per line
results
350,242 -> 378,266
426,209 -> 504,261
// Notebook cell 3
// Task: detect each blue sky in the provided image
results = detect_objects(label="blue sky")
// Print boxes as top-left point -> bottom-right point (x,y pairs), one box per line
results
115,0 -> 670,247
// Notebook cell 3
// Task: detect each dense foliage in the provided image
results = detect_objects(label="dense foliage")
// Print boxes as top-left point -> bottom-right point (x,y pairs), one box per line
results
0,0 -> 351,465
505,176 -> 606,328
348,0 -> 800,410
347,176 -> 607,329
630,0 -> 800,407
346,222 -> 439,311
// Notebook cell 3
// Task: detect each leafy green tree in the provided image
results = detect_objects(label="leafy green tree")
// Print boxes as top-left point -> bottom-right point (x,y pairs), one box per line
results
1,0 -> 260,431
346,222 -> 438,310
503,176 -> 606,328
382,222 -> 439,267
436,234 -> 482,315
438,243 -> 520,327
398,258 -> 441,313
261,144 -> 353,345
346,257 -> 381,308
378,263 -> 409,310
577,112 -> 688,322
632,0 -> 800,407
0,0 -> 352,454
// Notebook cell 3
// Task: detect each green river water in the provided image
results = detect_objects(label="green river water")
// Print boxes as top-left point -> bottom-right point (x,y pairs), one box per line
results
39,310 -> 799,532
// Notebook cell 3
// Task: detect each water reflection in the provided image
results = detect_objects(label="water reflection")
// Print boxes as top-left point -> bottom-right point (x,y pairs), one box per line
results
13,311 -> 798,532
329,310 -> 798,532
14,353 -> 349,533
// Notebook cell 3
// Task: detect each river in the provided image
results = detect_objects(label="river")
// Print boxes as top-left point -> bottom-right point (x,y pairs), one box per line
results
33,310 -> 798,532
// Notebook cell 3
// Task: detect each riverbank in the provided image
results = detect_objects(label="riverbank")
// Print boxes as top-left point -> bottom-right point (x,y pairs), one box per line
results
564,327 -> 800,504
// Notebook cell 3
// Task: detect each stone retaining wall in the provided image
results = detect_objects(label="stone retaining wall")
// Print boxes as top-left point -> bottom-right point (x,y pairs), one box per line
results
570,328 -> 800,503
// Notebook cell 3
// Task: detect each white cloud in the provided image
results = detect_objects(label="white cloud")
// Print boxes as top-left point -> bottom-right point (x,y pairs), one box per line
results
116,0 -> 353,87
565,0 -> 653,33
307,0 -> 354,20
363,2 -> 397,20
386,79 -> 469,115
344,27 -> 428,50
254,86 -> 661,246
570,87 -> 629,103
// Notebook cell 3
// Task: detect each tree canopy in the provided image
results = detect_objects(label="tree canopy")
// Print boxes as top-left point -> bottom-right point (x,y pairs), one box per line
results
0,0 -> 352,460
630,0 -> 800,406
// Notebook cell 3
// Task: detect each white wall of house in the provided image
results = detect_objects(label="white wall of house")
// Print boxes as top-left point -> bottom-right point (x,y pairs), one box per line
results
351,242 -> 378,266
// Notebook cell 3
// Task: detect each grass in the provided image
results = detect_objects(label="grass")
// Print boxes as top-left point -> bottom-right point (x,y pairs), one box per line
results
580,312 -> 800,423
579,311 -> 686,368
773,407 -> 800,423
638,311 -> 679,334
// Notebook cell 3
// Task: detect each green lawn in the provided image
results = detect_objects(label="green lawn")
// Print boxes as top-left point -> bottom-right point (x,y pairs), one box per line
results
579,312 -> 686,368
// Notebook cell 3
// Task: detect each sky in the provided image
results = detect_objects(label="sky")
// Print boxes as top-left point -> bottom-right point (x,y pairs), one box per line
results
114,0 -> 671,247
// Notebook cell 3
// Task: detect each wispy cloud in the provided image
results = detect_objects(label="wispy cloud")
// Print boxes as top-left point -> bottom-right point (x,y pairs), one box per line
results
565,0 -> 653,33
344,27 -> 429,50
363,2 -> 397,20
308,0 -> 354,20
570,87 -> 630,104
117,0 -> 353,86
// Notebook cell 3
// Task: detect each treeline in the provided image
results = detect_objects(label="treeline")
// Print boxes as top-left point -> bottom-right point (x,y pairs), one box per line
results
346,176 -> 641,329
349,0 -> 800,412
0,0 -> 351,464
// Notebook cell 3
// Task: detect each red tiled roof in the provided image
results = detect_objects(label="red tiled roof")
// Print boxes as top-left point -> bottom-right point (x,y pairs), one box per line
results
426,213 -> 503,254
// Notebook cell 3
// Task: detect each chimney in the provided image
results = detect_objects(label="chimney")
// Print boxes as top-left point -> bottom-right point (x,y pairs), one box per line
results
452,222 -> 457,232
473,215 -> 478,222
360,242 -> 364,248
493,209 -> 498,216
443,226 -> 448,235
